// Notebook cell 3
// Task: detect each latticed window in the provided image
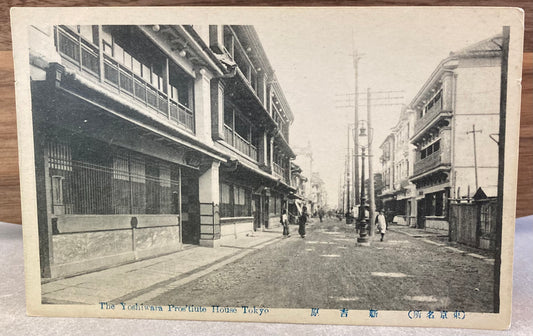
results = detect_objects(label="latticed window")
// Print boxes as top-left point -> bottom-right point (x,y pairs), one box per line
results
47,139 -> 180,216
219,182 -> 251,218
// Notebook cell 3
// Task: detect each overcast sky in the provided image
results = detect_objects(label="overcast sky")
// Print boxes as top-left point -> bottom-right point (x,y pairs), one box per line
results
255,9 -> 503,207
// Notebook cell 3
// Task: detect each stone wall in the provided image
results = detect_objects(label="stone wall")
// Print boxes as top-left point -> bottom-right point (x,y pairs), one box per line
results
50,215 -> 181,278
425,217 -> 449,231
220,218 -> 254,243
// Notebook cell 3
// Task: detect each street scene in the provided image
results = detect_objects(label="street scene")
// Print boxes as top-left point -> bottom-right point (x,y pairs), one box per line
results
147,218 -> 495,312
42,217 -> 495,313
27,13 -> 508,317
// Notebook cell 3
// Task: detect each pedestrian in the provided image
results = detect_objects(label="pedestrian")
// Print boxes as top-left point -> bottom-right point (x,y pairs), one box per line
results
298,206 -> 308,238
375,210 -> 387,242
281,209 -> 290,238
318,207 -> 324,222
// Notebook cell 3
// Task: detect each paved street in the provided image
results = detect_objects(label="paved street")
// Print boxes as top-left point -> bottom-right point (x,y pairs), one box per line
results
145,218 -> 495,313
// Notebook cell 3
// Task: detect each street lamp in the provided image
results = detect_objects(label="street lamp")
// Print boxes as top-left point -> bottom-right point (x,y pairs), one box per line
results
356,120 -> 371,245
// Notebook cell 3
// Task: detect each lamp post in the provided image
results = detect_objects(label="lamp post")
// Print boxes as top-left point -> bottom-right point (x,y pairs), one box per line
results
356,121 -> 370,245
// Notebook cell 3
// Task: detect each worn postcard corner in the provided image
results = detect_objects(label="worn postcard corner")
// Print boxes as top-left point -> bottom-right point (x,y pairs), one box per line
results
11,6 -> 524,329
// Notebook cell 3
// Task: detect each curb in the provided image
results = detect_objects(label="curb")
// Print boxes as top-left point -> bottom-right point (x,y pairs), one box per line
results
390,227 -> 495,263
111,235 -> 283,304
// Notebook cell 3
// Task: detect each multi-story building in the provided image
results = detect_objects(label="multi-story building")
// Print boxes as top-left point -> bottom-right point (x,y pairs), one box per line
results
378,134 -> 394,211
310,172 -> 327,213
409,35 -> 502,231
288,162 -> 307,222
377,108 -> 417,226
29,24 -> 296,278
293,142 -> 314,211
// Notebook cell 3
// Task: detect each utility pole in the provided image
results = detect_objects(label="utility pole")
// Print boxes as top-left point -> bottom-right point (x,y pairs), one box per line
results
338,174 -> 343,211
495,25 -> 510,314
336,89 -> 404,238
346,125 -> 351,221
352,48 -> 362,207
466,124 -> 482,191
367,88 -> 376,236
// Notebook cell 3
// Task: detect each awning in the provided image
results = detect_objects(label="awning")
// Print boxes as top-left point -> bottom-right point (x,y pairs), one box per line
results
287,192 -> 303,200
294,200 -> 302,215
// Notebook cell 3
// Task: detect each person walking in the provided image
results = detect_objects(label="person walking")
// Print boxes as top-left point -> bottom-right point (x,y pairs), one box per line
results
298,206 -> 309,238
281,209 -> 290,238
376,210 -> 387,242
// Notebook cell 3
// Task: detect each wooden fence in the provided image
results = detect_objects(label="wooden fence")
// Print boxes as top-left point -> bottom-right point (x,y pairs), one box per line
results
448,198 -> 498,250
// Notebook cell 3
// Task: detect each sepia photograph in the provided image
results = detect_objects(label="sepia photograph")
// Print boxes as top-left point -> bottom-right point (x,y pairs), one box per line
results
11,7 -> 524,328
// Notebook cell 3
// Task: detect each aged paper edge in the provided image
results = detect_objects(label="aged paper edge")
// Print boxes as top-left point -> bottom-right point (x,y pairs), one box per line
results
10,6 -> 524,329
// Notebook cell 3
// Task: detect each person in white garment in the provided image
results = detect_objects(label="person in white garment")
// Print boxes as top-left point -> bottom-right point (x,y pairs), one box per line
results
375,210 -> 387,242
281,209 -> 290,238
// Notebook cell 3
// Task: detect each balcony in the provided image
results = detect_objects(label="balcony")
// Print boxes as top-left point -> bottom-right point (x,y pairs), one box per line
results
413,151 -> 444,176
56,26 -> 195,133
272,162 -> 287,183
414,94 -> 447,136
57,26 -> 99,76
223,125 -> 258,161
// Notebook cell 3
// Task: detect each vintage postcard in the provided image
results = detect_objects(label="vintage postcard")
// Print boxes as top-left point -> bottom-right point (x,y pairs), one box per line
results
11,6 -> 524,329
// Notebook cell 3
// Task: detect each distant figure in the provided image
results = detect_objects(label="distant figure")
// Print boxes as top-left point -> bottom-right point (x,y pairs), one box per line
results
299,206 -> 309,238
376,210 -> 387,242
281,209 -> 290,238
318,208 -> 325,222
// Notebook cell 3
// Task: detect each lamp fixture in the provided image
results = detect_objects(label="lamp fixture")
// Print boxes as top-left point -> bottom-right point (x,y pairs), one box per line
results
359,125 -> 367,137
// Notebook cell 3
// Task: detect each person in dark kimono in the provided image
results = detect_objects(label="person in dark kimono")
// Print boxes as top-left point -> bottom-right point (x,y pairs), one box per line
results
298,206 -> 308,238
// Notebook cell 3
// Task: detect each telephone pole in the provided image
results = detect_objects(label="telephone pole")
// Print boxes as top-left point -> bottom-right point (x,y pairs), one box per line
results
336,89 -> 404,240
352,49 -> 362,207
466,124 -> 482,191
367,88 -> 376,236
346,125 -> 351,219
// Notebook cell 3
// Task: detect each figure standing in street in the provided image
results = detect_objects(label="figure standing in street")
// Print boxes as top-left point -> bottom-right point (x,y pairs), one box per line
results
281,209 -> 290,238
376,210 -> 387,242
299,206 -> 308,238
318,207 -> 324,222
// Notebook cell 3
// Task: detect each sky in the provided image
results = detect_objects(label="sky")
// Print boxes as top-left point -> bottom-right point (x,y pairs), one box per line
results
254,9 -> 504,207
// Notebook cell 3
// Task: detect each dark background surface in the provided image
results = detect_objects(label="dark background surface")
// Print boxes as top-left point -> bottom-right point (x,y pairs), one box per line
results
0,2 -> 531,224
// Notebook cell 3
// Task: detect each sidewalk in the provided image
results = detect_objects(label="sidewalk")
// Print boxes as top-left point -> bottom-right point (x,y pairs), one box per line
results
41,228 -> 283,305
388,224 -> 495,263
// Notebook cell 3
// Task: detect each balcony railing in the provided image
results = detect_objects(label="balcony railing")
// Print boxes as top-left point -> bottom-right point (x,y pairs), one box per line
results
169,100 -> 194,131
273,162 -> 287,182
224,125 -> 233,145
223,125 -> 258,162
56,26 -> 195,133
414,95 -> 443,135
57,27 -> 99,76
413,151 -> 443,176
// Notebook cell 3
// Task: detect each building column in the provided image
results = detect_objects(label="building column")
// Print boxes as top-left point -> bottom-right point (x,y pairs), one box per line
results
439,124 -> 452,165
267,83 -> 273,116
257,72 -> 267,106
194,69 -> 214,143
198,161 -> 221,247
35,131 -> 53,278
442,71 -> 454,111
257,129 -> 268,166
210,78 -> 225,141
269,136 -> 274,169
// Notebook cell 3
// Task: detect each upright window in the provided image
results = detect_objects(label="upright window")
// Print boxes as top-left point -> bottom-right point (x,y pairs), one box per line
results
220,183 -> 232,217
219,182 -> 251,217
